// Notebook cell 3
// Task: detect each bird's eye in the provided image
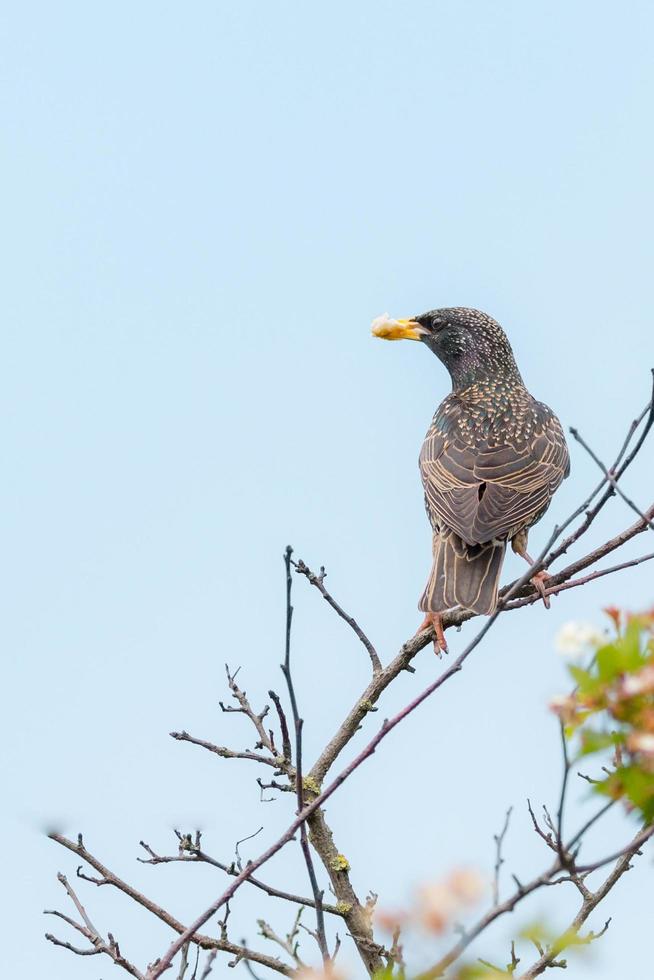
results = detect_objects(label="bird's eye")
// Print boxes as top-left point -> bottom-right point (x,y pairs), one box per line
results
431,318 -> 447,332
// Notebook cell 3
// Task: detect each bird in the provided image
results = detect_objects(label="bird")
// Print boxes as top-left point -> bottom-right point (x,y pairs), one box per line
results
371,307 -> 570,652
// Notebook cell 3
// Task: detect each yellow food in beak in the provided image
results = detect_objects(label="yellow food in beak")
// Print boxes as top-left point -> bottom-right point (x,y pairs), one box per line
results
371,313 -> 424,341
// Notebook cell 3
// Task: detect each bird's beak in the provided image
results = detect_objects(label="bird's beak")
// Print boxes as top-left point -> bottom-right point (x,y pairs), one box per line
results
371,314 -> 426,341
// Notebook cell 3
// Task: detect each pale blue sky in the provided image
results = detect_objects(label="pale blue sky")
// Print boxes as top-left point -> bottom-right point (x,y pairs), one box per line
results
3,2 -> 653,977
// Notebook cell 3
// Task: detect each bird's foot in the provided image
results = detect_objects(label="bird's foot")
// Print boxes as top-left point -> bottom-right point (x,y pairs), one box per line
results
417,612 -> 448,656
531,569 -> 552,609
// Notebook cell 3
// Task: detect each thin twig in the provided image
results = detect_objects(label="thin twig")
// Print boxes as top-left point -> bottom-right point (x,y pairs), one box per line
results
416,824 -> 652,980
169,731 -> 279,769
518,833 -> 646,978
293,557 -> 382,675
235,827 -> 264,872
151,505 -> 654,979
269,690 -> 293,763
569,426 -> 654,532
137,838 -> 343,915
280,546 -> 330,964
45,874 -> 145,979
545,375 -> 654,568
573,824 -> 654,874
47,835 -> 293,976
492,807 -> 513,906
145,531 -> 571,978
555,722 -> 571,863
50,384 -> 654,980
198,951 -> 217,980
565,799 -> 616,854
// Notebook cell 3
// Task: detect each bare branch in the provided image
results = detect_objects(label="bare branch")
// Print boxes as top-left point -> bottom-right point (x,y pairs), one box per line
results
56,872 -> 102,938
258,908 -> 305,967
48,834 -> 293,976
292,557 -> 382,675
235,827 -> 264,871
519,831 -> 648,978
492,807 -> 513,906
545,376 -> 654,567
222,664 -> 278,756
176,943 -> 190,980
281,545 -> 330,965
146,531 -> 561,979
569,426 -> 654,532
44,873 -> 146,979
137,836 -> 344,916
45,933 -> 101,957
307,502 -> 654,789
46,384 -> 654,980
573,824 -> 654,874
198,951 -> 217,979
146,482 -> 654,980
269,689 -> 293,763
555,722 -> 572,864
169,731 -> 280,769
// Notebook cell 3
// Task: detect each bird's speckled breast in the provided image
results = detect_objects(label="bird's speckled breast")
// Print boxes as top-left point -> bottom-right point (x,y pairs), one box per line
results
431,381 -> 556,450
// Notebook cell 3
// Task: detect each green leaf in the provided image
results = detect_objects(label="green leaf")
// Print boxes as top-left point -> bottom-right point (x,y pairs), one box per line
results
569,665 -> 603,697
619,621 -> 648,673
595,643 -> 622,682
373,965 -> 402,980
619,765 -> 654,814
579,729 -> 620,757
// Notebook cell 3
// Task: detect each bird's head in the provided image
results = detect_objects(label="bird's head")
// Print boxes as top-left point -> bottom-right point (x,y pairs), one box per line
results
371,307 -> 522,389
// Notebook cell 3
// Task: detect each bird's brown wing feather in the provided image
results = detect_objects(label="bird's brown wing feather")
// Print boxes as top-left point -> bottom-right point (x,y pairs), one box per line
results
420,413 -> 569,546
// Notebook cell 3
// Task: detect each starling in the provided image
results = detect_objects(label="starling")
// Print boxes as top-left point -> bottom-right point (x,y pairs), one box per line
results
372,308 -> 570,651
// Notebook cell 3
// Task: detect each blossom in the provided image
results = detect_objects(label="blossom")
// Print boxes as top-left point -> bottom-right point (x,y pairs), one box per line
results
446,868 -> 486,903
627,732 -> 654,757
296,967 -> 347,980
549,694 -> 579,724
603,606 -> 622,630
555,621 -> 605,657
374,908 -> 407,932
415,868 -> 485,934
416,882 -> 461,933
619,665 -> 654,698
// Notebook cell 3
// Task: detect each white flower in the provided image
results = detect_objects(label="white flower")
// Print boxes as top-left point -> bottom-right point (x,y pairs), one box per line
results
627,732 -> 654,756
555,621 -> 605,657
620,665 -> 654,697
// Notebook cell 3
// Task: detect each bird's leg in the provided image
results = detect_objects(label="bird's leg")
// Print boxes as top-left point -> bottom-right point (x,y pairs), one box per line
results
511,533 -> 551,609
417,611 -> 448,656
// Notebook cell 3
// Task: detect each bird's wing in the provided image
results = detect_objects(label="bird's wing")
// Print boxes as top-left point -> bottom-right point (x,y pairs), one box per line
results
420,408 -> 569,545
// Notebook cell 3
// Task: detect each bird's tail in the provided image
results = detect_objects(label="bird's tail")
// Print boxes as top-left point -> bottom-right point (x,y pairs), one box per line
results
419,531 -> 507,616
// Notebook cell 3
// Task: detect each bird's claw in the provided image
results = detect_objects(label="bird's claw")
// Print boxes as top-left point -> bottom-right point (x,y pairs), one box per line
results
417,612 -> 449,656
531,569 -> 552,609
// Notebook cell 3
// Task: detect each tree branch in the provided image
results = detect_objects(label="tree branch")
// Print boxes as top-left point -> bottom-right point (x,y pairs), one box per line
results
44,872 -> 145,979
569,426 -> 654,532
169,731 -> 281,768
46,382 -> 654,980
492,807 -> 513,907
545,376 -> 654,568
47,834 -> 293,976
137,837 -> 344,916
519,831 -> 649,978
280,546 -> 330,965
307,503 -> 654,789
292,557 -> 382,675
